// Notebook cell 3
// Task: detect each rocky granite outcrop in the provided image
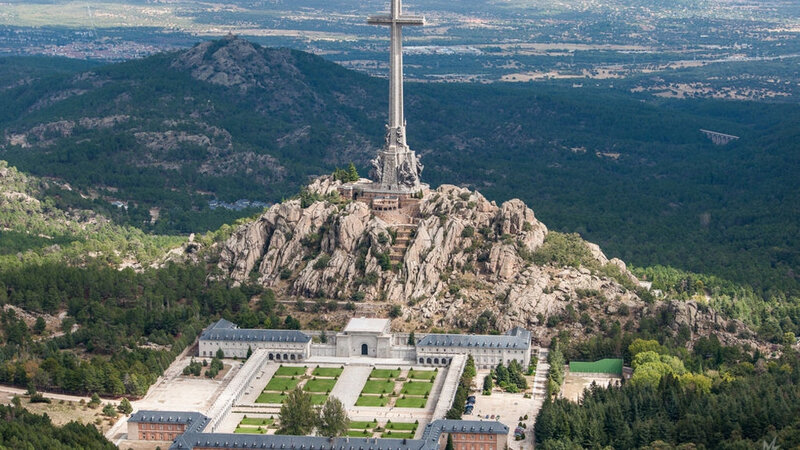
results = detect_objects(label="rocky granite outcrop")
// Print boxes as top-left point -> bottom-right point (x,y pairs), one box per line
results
215,176 -> 703,344
210,176 -> 762,347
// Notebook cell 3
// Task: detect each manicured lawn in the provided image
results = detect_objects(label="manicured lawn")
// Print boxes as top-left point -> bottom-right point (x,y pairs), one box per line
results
256,392 -> 287,404
240,417 -> 274,426
355,395 -> 389,407
361,380 -> 395,394
381,431 -> 415,439
304,378 -> 337,393
349,421 -> 375,430
408,369 -> 437,381
264,377 -> 300,391
395,397 -> 427,408
401,381 -> 432,396
275,366 -> 307,376
312,367 -> 343,378
310,394 -> 329,405
235,427 -> 268,434
385,422 -> 417,431
369,369 -> 400,379
348,430 -> 373,437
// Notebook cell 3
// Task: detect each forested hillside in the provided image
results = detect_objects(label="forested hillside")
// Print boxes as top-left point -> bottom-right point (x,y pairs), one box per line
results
0,37 -> 797,297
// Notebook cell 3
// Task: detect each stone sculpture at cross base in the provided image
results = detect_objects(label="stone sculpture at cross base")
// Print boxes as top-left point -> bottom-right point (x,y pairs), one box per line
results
337,0 -> 429,224
369,126 -> 425,192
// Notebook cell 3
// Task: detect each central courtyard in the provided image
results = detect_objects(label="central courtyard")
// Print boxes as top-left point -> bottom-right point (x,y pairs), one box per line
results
216,360 -> 451,439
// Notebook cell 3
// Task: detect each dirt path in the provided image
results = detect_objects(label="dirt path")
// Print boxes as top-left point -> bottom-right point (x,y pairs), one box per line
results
0,385 -> 120,405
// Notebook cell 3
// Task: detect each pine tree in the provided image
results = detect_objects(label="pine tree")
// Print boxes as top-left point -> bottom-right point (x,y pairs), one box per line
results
407,331 -> 415,346
278,388 -> 316,435
316,396 -> 349,437
117,398 -> 133,415
445,433 -> 454,450
347,163 -> 359,182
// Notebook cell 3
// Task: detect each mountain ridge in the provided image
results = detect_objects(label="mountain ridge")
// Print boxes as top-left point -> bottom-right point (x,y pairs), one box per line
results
206,176 -> 754,348
0,37 -> 797,296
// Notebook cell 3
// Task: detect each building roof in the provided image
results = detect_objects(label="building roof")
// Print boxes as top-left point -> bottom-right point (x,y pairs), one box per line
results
419,420 -> 508,446
171,433 -> 419,450
170,420 -> 506,450
342,317 -> 390,334
200,319 -> 311,344
417,328 -> 530,350
129,411 -> 210,433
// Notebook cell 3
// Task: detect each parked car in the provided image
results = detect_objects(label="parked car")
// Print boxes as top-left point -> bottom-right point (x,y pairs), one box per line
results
467,395 -> 476,403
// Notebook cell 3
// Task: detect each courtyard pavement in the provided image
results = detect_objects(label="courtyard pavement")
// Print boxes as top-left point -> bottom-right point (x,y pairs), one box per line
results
330,365 -> 372,409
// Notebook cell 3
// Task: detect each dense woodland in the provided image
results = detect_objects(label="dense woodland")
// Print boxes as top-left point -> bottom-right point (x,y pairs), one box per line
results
0,262 -> 294,396
0,42 -> 797,299
0,41 -> 798,448
536,337 -> 800,449
0,404 -> 114,449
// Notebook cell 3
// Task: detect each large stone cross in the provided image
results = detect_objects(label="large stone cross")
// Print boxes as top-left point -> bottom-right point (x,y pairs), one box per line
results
368,0 -> 424,152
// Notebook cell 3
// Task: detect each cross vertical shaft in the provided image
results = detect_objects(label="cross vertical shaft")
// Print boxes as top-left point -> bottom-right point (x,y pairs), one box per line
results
368,0 -> 424,152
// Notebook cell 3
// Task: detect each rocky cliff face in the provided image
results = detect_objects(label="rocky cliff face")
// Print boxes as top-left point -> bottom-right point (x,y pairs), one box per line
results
214,176 -> 743,345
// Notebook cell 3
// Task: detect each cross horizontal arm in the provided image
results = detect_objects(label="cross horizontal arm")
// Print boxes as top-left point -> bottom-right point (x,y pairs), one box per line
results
367,15 -> 424,25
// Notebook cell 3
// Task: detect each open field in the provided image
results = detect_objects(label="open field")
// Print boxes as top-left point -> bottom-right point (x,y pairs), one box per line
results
274,366 -> 307,376
256,392 -> 287,404
304,378 -> 337,393
349,421 -> 375,429
348,429 -> 372,437
382,431 -> 415,439
369,369 -> 400,379
355,395 -> 389,407
361,380 -> 395,394
407,369 -> 437,381
395,396 -> 427,408
310,394 -> 329,405
401,381 -> 432,396
312,367 -> 343,378
385,422 -> 418,431
240,417 -> 274,426
264,377 -> 300,392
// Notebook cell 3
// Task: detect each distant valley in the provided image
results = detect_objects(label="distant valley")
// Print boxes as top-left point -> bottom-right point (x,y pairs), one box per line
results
0,37 -> 798,297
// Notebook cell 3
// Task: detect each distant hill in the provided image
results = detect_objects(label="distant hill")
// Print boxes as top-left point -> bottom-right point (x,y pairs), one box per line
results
0,36 -> 797,295
0,160 -> 181,268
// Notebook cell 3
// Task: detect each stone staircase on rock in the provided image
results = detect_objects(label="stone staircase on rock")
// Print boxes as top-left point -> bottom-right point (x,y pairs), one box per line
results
389,224 -> 416,264
532,348 -> 549,400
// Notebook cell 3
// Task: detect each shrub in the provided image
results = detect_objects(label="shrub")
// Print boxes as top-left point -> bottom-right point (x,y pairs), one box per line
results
313,254 -> 331,270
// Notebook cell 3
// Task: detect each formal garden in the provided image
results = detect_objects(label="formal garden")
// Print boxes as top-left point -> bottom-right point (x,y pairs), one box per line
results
235,416 -> 276,434
354,367 -> 437,408
347,420 -> 419,439
256,365 -> 343,406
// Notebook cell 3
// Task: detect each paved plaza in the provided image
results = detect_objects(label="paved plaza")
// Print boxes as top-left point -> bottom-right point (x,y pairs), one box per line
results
210,357 -> 459,439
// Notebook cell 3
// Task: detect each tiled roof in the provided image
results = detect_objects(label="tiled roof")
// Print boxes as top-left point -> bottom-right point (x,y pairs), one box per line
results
343,317 -> 390,334
171,434 -> 419,450
169,420 -> 507,450
417,328 -> 530,349
200,319 -> 311,344
129,411 -> 210,433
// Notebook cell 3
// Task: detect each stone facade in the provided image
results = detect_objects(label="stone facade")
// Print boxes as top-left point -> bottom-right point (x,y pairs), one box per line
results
335,317 -> 393,358
128,411 -> 208,442
170,420 -> 507,450
197,318 -> 532,368
198,319 -> 311,361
